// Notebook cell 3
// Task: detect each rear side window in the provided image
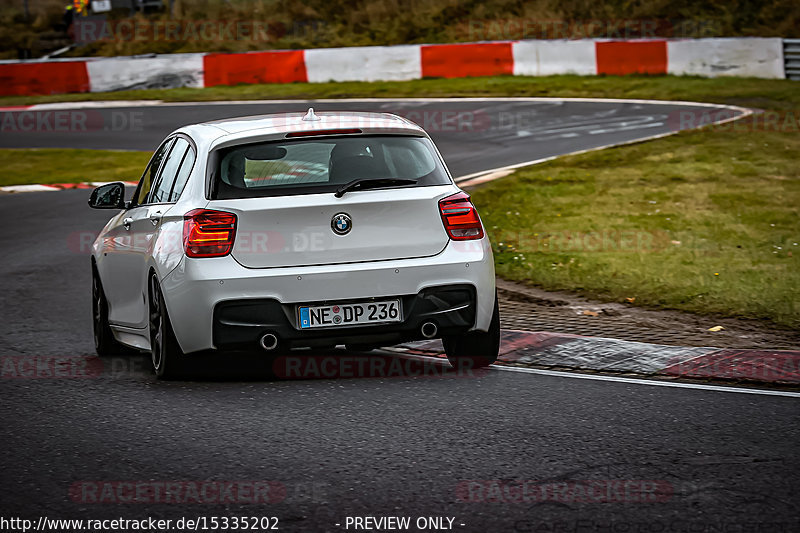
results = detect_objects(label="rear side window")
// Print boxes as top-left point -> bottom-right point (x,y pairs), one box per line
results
169,145 -> 196,202
150,138 -> 190,204
134,138 -> 173,205
212,135 -> 451,199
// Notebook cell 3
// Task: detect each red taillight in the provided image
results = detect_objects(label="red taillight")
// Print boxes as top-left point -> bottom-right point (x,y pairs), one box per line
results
438,192 -> 484,241
183,209 -> 237,258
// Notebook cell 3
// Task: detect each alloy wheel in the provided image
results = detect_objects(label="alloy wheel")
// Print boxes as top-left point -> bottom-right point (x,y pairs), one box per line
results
149,277 -> 164,372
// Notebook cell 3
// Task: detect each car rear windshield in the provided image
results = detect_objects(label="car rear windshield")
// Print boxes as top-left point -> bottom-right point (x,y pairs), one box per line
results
211,135 -> 451,199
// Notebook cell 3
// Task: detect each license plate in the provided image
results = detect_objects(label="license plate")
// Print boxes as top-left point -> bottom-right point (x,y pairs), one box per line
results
298,300 -> 402,329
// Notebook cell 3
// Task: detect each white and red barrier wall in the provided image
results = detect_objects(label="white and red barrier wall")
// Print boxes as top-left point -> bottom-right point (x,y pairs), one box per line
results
0,38 -> 785,97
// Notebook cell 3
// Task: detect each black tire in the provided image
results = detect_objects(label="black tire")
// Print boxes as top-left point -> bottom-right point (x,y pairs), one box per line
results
443,293 -> 500,370
149,275 -> 186,380
92,265 -> 126,356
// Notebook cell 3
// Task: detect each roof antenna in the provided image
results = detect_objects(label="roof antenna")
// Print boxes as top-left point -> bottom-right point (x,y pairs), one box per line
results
302,107 -> 321,121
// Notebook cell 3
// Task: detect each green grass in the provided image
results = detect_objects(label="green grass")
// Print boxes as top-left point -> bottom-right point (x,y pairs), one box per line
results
2,75 -> 800,111
471,126 -> 800,328
0,149 -> 151,187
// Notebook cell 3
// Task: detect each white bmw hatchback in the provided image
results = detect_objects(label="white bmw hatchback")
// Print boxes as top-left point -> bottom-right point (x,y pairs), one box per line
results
89,109 -> 499,379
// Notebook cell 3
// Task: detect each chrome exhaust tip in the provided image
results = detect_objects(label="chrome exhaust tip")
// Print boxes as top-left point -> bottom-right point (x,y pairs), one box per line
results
259,333 -> 279,351
421,322 -> 438,339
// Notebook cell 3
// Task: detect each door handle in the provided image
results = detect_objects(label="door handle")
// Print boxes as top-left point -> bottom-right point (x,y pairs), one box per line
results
123,217 -> 133,230
149,211 -> 162,226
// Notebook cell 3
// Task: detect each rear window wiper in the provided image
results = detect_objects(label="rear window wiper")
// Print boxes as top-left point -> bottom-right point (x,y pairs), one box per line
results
334,178 -> 418,198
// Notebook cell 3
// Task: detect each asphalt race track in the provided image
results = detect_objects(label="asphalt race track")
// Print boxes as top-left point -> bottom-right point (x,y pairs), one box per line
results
0,98 -> 740,178
2,99 -> 798,532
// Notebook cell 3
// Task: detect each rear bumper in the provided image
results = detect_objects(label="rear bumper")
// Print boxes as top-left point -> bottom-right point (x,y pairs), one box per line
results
161,237 -> 495,354
214,284 -> 476,351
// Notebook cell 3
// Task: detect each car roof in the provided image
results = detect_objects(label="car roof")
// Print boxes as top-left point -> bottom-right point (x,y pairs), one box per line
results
196,109 -> 425,136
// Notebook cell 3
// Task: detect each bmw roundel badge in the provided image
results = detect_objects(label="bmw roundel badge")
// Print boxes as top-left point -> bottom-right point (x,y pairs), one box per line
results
331,213 -> 352,235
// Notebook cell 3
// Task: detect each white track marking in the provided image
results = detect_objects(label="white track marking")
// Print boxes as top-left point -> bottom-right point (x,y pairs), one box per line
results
495,365 -> 800,398
387,351 -> 800,398
587,121 -> 664,134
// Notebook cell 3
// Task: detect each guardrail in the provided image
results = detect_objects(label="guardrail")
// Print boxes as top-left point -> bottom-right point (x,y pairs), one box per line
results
0,38 -> 791,97
785,39 -> 800,80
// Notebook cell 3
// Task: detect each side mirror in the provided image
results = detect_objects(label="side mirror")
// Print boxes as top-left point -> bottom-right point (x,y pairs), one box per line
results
88,182 -> 126,210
